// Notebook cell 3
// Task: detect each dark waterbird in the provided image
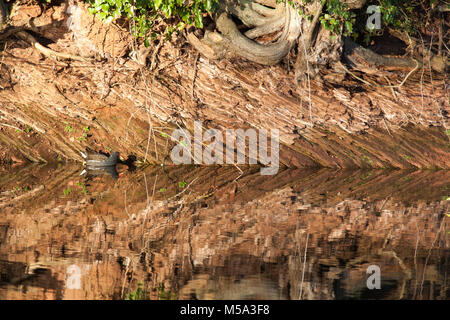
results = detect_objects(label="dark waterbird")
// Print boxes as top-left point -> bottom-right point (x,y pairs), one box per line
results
81,150 -> 120,167
80,150 -> 122,179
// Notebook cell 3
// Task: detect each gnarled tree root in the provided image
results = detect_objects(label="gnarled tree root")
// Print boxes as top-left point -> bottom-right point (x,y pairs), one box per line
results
187,0 -> 301,65
188,0 -> 448,80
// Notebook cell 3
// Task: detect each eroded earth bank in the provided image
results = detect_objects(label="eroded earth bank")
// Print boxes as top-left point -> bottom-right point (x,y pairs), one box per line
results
0,0 -> 448,300
0,0 -> 448,168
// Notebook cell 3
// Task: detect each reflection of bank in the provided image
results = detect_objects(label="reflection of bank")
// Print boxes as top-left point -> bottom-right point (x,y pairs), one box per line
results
66,265 -> 82,290
0,260 -> 109,299
0,260 -> 65,299
331,252 -> 413,300
0,165 -> 447,300
178,274 -> 287,300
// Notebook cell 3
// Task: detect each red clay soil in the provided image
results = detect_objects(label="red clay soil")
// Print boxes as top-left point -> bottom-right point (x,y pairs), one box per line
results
0,1 -> 449,168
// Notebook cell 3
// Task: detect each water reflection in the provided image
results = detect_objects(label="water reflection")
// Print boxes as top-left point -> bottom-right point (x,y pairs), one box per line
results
80,165 -> 120,180
0,163 -> 448,300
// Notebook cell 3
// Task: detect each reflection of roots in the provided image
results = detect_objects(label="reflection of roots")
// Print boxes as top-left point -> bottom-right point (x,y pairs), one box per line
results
187,0 -> 301,65
345,250 -> 412,300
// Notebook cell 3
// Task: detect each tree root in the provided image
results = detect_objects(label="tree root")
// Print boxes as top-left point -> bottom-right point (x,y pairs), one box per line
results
187,0 -> 301,65
344,38 -> 448,74
16,30 -> 90,62
295,1 -> 323,82
187,0 -> 448,82
0,27 -> 91,62
0,0 -> 6,30
338,60 -> 419,88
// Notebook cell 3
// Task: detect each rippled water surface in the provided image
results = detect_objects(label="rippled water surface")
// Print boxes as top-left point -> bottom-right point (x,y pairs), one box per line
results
0,163 -> 448,299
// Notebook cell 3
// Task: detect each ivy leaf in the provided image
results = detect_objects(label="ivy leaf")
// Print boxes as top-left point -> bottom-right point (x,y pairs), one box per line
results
204,0 -> 212,12
181,12 -> 191,23
194,12 -> 203,28
345,20 -> 353,34
104,15 -> 113,24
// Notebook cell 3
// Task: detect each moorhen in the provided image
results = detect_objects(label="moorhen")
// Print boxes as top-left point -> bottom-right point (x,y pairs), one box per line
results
81,150 -> 120,167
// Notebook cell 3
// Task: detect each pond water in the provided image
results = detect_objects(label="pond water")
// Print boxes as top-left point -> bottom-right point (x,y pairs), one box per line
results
0,163 -> 448,300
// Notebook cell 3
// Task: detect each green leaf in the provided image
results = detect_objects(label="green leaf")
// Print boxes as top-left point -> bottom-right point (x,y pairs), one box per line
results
345,20 -> 353,33
181,12 -> 191,23
204,0 -> 212,12
194,12 -> 203,29
104,15 -> 113,24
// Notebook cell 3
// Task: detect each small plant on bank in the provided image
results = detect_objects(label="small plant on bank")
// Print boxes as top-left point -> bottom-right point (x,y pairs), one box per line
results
64,122 -> 73,133
78,126 -> 90,142
77,182 -> 88,194
295,0 -> 437,44
86,0 -> 219,42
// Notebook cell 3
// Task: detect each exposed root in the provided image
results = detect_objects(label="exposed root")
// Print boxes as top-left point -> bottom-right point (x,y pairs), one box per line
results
187,0 -> 301,65
15,30 -> 90,62
338,59 -> 420,88
0,0 -> 6,29
343,38 -> 448,74
1,27 -> 90,62
294,1 -> 323,82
